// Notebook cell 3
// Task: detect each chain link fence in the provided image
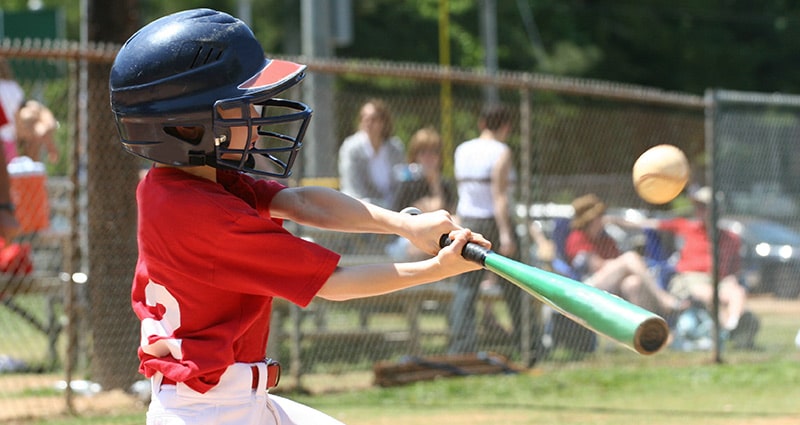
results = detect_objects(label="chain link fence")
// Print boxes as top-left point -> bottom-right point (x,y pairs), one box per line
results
709,90 -> 800,246
0,40 -> 797,420
705,89 -> 800,359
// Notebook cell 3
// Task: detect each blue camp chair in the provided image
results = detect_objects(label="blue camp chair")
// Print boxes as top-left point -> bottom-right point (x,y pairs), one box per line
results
540,217 -> 597,355
643,228 -> 678,290
550,217 -> 580,280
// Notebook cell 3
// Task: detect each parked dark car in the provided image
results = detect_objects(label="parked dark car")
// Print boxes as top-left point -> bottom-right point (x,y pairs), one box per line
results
720,216 -> 800,298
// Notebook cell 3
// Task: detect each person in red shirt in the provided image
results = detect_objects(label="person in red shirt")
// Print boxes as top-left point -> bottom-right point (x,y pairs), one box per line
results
0,100 -> 19,240
565,193 -> 685,317
110,9 -> 488,425
621,187 -> 748,336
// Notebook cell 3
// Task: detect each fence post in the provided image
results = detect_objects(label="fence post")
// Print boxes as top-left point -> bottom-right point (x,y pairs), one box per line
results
704,89 -> 723,364
518,85 -> 534,366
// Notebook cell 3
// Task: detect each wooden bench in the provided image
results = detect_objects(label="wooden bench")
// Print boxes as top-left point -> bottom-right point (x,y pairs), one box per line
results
270,277 -> 507,361
310,286 -> 455,354
266,220 -> 534,379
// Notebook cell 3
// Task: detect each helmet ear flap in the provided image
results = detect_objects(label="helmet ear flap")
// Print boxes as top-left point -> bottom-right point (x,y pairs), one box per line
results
164,126 -> 205,145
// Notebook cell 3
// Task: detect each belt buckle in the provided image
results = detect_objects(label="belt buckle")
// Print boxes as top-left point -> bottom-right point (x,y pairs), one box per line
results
265,358 -> 281,389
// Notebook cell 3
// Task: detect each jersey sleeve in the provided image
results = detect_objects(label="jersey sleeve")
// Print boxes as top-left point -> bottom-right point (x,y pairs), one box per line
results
211,217 -> 340,307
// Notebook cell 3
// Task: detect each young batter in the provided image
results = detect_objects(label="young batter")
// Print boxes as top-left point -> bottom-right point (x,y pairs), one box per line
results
109,9 -> 488,425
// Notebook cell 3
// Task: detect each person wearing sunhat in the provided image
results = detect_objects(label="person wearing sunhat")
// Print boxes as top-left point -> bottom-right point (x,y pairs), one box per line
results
565,193 -> 687,317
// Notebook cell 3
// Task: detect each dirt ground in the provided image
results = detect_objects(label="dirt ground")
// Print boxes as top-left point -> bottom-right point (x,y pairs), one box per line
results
0,373 -> 144,423
748,293 -> 800,315
0,295 -> 797,424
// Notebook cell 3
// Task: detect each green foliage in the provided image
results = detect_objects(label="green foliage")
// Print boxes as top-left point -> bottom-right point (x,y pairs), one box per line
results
537,41 -> 602,75
137,0 -> 297,54
6,1 -> 800,93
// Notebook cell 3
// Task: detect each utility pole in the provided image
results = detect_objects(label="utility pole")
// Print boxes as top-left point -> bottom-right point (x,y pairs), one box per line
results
480,0 -> 499,104
237,0 -> 252,26
300,0 -> 337,179
439,0 -> 453,174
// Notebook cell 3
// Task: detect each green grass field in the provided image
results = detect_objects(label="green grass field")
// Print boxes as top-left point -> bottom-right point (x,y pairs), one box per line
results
297,358 -> 800,425
4,352 -> 799,425
2,296 -> 799,424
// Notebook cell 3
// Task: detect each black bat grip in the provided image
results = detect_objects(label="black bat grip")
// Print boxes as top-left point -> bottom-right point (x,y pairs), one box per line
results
439,234 -> 489,266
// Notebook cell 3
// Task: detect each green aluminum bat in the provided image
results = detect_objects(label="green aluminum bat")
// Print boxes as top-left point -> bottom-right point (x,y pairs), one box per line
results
441,235 -> 669,355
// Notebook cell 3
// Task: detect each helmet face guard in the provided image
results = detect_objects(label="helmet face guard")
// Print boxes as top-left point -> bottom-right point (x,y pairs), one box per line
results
213,97 -> 311,178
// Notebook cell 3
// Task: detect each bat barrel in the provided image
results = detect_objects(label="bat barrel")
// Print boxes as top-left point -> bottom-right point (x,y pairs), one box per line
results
439,236 -> 670,355
482,251 -> 670,355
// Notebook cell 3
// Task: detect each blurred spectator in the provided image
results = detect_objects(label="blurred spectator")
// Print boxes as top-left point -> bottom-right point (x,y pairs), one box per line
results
448,103 -> 524,355
565,193 -> 686,317
392,126 -> 456,214
529,220 -> 556,268
614,187 -> 757,348
0,60 -> 55,276
338,99 -> 405,209
1,58 -> 59,165
2,86 -> 58,239
0,94 -> 30,275
0,102 -> 19,241
15,100 -> 59,164
0,59 -> 24,161
388,127 -> 457,261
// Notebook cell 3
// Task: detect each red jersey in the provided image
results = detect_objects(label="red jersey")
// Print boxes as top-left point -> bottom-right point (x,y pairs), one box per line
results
565,229 -> 620,264
658,217 -> 740,276
132,167 -> 340,393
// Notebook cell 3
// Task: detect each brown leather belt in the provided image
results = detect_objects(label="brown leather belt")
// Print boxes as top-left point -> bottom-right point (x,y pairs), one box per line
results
161,360 -> 281,390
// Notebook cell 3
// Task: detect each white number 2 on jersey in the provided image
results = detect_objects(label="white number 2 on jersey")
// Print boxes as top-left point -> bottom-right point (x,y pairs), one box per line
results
140,280 -> 183,359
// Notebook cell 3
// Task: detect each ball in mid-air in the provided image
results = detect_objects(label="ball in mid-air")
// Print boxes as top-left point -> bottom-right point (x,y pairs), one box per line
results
632,144 -> 690,204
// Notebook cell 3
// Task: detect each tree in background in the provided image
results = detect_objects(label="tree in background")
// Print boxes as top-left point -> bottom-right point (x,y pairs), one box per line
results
6,0 -> 800,93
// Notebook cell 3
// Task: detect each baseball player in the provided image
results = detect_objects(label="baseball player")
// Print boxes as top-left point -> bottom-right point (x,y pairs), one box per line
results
109,8 -> 488,425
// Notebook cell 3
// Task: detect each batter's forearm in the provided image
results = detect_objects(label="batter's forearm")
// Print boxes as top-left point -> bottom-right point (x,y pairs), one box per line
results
315,261 -> 440,301
316,250 -> 480,301
274,186 -> 464,257
276,186 -> 402,233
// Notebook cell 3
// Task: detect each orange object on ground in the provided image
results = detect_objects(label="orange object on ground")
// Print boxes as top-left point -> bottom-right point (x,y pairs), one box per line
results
8,156 -> 49,233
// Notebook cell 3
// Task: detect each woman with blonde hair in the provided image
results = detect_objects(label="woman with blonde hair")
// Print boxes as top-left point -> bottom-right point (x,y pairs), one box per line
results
387,127 -> 457,262
392,126 -> 456,214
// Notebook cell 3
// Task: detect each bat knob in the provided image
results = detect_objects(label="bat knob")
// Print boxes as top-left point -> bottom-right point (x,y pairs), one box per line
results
439,234 -> 489,266
400,207 -> 422,216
